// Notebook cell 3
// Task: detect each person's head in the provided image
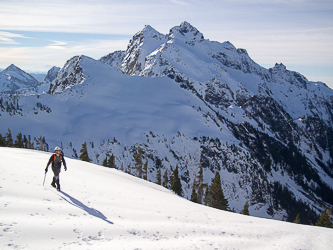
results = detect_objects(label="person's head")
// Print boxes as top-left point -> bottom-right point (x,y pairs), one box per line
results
54,146 -> 61,155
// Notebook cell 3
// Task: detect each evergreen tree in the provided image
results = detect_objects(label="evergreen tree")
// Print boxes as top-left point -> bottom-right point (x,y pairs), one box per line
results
143,160 -> 148,180
14,132 -> 23,148
5,128 -> 13,147
170,165 -> 182,196
193,164 -> 206,204
107,153 -> 116,168
293,213 -> 300,224
134,147 -> 143,178
156,167 -> 162,185
0,133 -> 5,147
162,170 -> 169,188
240,200 -> 250,215
102,156 -> 108,167
316,206 -> 333,228
190,188 -> 198,203
79,141 -> 91,162
205,172 -> 229,210
281,215 -> 285,222
119,163 -> 124,172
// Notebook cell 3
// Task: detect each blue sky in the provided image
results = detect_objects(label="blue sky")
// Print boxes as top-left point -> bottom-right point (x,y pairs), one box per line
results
0,0 -> 332,88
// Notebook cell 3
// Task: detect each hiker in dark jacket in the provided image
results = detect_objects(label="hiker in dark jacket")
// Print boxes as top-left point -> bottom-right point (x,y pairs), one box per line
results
45,146 -> 67,191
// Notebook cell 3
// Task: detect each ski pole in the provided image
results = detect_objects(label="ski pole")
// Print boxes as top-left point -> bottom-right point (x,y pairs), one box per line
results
43,172 -> 47,186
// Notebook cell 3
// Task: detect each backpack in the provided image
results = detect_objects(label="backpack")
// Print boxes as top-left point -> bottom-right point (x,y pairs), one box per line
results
51,153 -> 63,164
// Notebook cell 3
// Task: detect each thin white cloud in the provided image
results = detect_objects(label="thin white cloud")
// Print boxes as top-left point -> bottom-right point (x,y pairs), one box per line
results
46,40 -> 68,49
0,38 -> 128,72
0,31 -> 33,44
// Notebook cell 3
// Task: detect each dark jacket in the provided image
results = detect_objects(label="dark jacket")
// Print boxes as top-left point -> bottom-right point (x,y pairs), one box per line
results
46,153 -> 67,174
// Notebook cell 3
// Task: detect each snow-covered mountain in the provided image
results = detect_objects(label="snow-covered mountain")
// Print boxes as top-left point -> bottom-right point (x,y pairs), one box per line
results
43,66 -> 60,84
1,22 -> 333,225
0,64 -> 40,93
2,148 -> 332,250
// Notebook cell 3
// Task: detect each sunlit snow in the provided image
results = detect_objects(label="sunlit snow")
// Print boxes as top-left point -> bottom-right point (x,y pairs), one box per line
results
1,148 -> 332,249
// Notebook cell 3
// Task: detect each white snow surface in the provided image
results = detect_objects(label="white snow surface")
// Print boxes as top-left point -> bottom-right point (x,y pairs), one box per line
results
1,147 -> 332,250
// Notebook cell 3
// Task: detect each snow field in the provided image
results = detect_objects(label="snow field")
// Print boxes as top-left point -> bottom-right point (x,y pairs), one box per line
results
1,147 -> 333,250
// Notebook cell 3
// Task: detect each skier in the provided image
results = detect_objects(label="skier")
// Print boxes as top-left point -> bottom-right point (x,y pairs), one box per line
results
45,146 -> 67,191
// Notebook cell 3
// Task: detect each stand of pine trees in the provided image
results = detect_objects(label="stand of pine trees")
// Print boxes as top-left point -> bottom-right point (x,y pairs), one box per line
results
102,153 -> 116,168
1,128 -> 35,150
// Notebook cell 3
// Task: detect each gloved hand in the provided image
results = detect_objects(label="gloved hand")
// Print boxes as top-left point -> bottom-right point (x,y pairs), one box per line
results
45,168 -> 48,173
64,166 -> 67,171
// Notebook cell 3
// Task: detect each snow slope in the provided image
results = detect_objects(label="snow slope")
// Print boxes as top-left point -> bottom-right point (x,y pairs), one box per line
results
1,147 -> 332,250
0,55 -> 227,145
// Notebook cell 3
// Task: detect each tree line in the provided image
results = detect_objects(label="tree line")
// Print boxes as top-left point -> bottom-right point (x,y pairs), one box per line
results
0,128 -> 48,151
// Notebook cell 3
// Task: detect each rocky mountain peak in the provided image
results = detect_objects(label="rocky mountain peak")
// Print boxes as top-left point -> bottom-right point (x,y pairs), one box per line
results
273,63 -> 287,71
130,25 -> 165,47
5,64 -> 20,71
122,25 -> 167,75
168,21 -> 204,44
48,56 -> 84,95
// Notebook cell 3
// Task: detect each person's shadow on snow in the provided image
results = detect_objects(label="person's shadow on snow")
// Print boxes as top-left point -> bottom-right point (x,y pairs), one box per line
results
60,191 -> 113,225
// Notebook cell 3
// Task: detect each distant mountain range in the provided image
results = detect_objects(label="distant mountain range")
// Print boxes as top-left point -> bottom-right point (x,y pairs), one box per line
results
1,21 -> 332,224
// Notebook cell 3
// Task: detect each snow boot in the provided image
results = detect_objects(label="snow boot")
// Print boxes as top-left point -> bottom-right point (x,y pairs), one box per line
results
51,178 -> 56,188
56,178 -> 60,192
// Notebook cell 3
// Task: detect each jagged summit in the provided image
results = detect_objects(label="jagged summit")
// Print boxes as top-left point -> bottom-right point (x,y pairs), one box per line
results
48,55 -> 85,94
140,25 -> 166,40
121,25 -> 167,75
168,21 -> 204,44
272,63 -> 287,71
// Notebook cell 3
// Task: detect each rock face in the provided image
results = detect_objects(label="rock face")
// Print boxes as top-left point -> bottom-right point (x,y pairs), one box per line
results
99,51 -> 126,69
48,56 -> 84,95
1,22 -> 333,225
